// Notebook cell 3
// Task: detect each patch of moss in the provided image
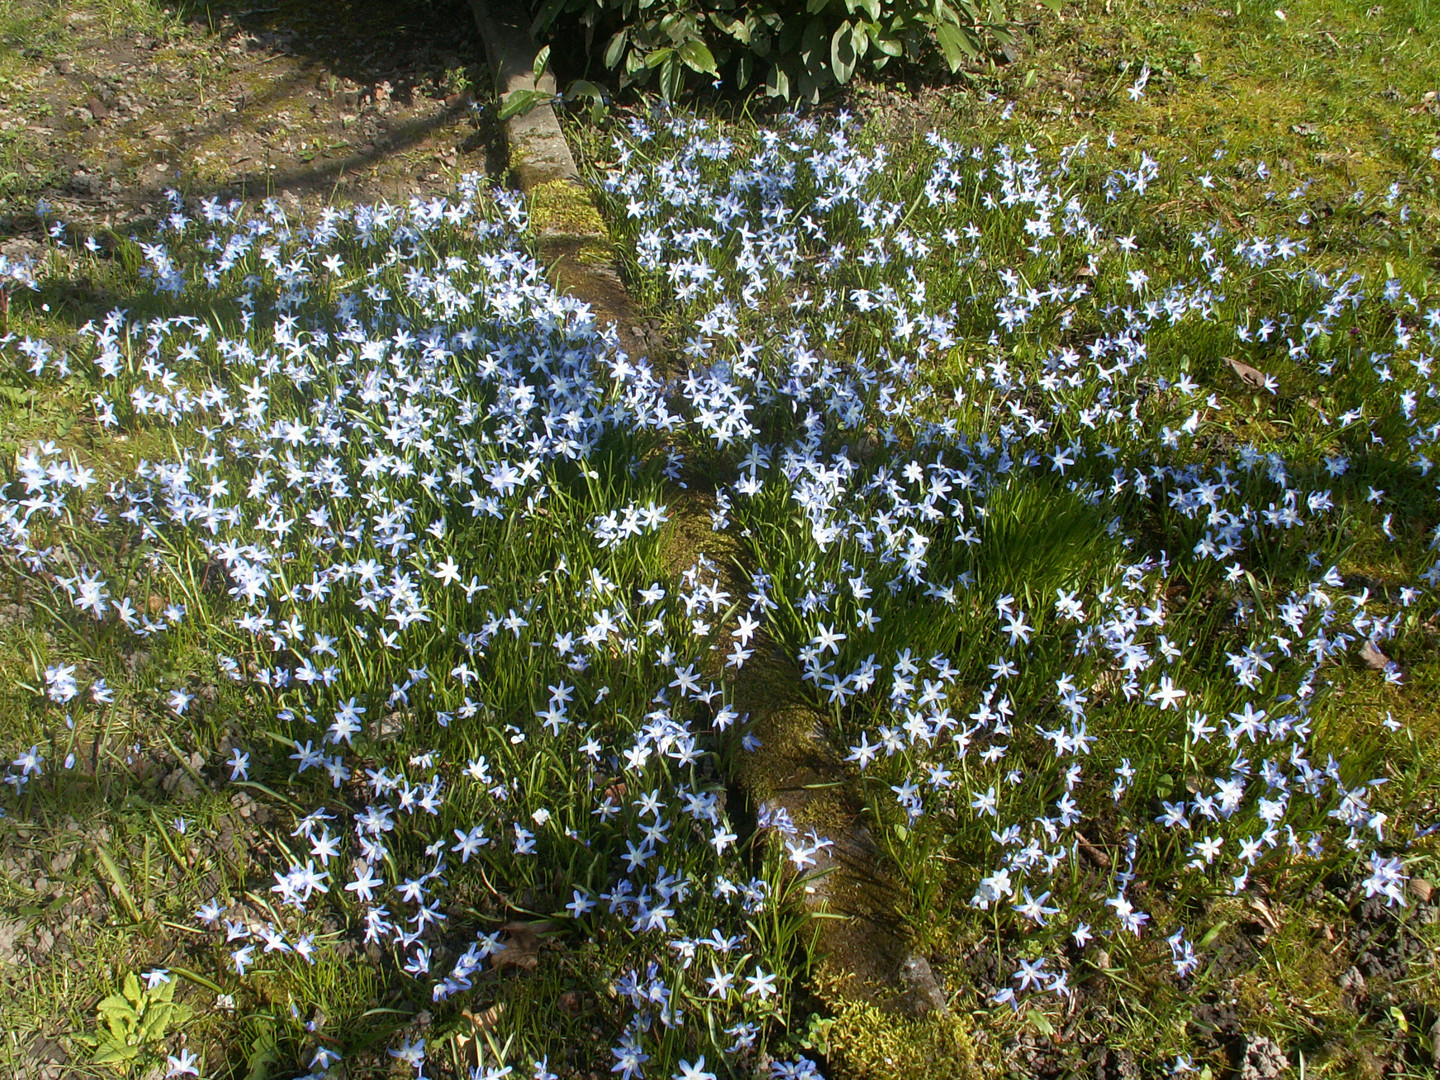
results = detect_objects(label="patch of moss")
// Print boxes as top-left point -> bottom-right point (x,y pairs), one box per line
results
816,981 -> 981,1080
528,179 -> 608,240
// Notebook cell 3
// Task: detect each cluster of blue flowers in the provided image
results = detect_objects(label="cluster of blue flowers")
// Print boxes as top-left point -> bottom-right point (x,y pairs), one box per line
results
598,110 -> 1435,1010
0,105 -> 1436,1076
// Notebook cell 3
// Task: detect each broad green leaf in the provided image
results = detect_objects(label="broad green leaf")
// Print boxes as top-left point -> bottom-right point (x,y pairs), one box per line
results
93,1044 -> 139,1065
711,14 -> 751,42
497,89 -> 550,121
1028,1009 -> 1057,1037
97,993 -> 136,1022
529,0 -> 569,37
800,16 -> 826,64
658,10 -> 693,39
660,55 -> 686,99
851,19 -> 870,57
246,1029 -> 281,1080
603,28 -> 628,67
764,61 -> 790,99
935,21 -> 978,70
831,22 -> 858,83
644,45 -> 676,69
736,51 -> 755,87
678,39 -> 717,74
532,45 -> 551,85
1198,921 -> 1228,948
1038,0 -> 1063,11
871,33 -> 903,56
777,15 -> 804,55
139,1003 -> 171,1040
806,0 -> 830,12
565,79 -> 607,102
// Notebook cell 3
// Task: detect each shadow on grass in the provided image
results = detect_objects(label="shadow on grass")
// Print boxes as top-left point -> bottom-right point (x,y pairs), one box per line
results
0,0 -> 505,245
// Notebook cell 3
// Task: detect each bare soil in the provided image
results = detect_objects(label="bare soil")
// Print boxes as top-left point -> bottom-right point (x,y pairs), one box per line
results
0,0 -> 504,253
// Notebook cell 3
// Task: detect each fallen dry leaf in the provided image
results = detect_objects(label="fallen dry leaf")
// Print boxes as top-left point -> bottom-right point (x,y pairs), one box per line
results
1248,897 -> 1281,932
491,920 -> 541,973
1227,356 -> 1268,388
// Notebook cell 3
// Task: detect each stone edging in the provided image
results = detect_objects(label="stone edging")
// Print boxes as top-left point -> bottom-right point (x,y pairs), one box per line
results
464,0 -> 955,1038
465,0 -> 644,362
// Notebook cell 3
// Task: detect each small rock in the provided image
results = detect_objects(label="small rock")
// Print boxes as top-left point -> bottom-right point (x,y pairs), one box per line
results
376,711 -> 409,741
161,767 -> 201,799
25,1034 -> 67,1067
0,919 -> 24,964
1239,1034 -> 1287,1080
896,952 -> 949,1017
1337,965 -> 1366,993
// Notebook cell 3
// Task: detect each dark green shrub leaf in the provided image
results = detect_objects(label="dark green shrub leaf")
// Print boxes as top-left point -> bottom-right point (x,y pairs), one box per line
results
497,88 -> 551,120
831,21 -> 858,82
603,29 -> 629,68
529,0 -> 1037,101
660,55 -> 687,98
678,38 -> 718,73
935,21 -> 978,70
530,0 -> 570,37
764,60 -> 791,97
800,16 -> 827,65
852,19 -> 871,55
565,78 -> 609,101
736,51 -> 755,86
872,31 -> 904,56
